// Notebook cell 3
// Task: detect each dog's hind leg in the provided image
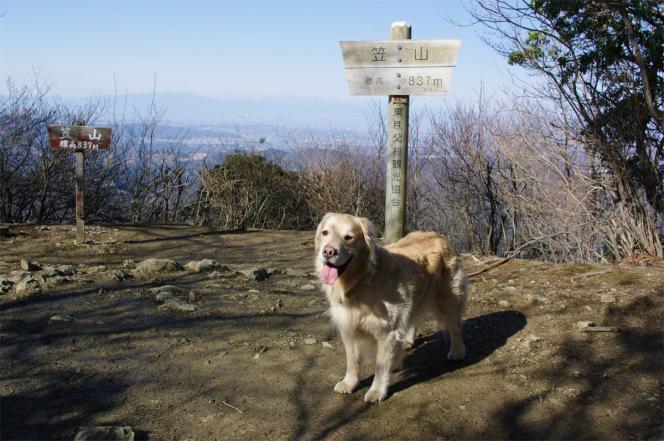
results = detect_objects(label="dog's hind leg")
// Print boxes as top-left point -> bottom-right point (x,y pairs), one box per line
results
403,325 -> 416,350
334,331 -> 361,394
434,297 -> 466,361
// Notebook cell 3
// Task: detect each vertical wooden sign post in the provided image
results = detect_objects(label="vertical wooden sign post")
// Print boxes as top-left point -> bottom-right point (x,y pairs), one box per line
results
75,150 -> 85,244
385,22 -> 411,243
47,124 -> 112,244
340,22 -> 460,243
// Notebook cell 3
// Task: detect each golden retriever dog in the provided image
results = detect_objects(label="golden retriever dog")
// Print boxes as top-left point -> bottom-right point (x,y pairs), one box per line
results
315,213 -> 469,402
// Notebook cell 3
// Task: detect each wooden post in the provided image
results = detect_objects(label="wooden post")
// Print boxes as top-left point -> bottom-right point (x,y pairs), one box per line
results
384,21 -> 411,244
75,150 -> 85,244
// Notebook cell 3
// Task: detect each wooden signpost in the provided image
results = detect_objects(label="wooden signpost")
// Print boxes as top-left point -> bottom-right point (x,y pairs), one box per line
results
47,124 -> 112,244
340,22 -> 460,243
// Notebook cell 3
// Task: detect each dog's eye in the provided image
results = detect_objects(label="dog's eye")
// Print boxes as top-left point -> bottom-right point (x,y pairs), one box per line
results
344,234 -> 353,241
321,230 -> 328,236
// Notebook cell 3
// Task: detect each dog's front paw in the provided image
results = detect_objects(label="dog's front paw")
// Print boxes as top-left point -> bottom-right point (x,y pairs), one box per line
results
363,387 -> 387,403
334,380 -> 357,394
447,344 -> 466,361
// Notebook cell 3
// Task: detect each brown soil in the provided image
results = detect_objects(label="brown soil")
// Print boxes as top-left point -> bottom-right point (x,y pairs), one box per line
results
1,224 -> 662,441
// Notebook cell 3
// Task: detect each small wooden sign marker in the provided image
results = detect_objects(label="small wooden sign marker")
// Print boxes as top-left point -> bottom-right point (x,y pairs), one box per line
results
340,22 -> 460,243
47,124 -> 112,244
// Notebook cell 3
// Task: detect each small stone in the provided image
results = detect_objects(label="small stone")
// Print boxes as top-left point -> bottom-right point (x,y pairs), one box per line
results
507,279 -> 515,285
54,265 -> 75,276
304,337 -> 317,345
74,426 -> 134,441
20,259 -> 41,272
208,271 -> 225,279
14,276 -> 42,296
498,300 -> 510,308
44,276 -> 70,287
254,352 -> 261,359
289,341 -> 296,349
40,267 -> 62,278
155,291 -> 175,302
600,293 -> 616,303
574,320 -> 595,331
113,269 -> 133,281
188,291 -> 198,302
459,405 -> 467,411
248,289 -> 260,293
0,278 -> 14,295
122,259 -> 135,268
135,258 -> 182,276
527,294 -> 547,304
49,314 -> 75,322
300,284 -> 316,291
148,285 -> 183,295
502,286 -> 517,293
321,341 -> 334,349
184,259 -> 221,273
85,265 -> 107,273
237,268 -> 270,282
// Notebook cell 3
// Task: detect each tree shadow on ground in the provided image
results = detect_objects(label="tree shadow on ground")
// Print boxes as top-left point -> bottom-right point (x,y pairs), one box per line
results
121,225 -> 246,245
464,295 -> 664,440
0,270 -> 322,441
288,311 -> 527,441
390,310 -> 527,395
1,368 -> 130,440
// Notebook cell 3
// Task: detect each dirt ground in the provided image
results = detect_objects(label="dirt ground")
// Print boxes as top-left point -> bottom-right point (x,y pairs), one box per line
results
1,224 -> 662,441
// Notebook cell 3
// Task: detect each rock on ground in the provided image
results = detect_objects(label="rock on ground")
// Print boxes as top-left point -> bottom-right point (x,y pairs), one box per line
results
184,259 -> 222,273
20,259 -> 41,272
151,285 -> 198,312
237,268 -> 270,282
135,258 -> 182,276
49,314 -> 75,322
574,320 -> 596,331
600,293 -> 616,303
14,275 -> 42,297
0,277 -> 14,295
74,426 -> 135,441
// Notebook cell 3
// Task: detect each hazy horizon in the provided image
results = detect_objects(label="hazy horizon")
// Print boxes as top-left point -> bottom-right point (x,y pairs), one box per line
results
1,0 -> 522,103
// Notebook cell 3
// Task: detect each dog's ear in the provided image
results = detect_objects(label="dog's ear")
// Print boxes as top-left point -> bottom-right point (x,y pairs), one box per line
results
357,217 -> 377,257
315,213 -> 333,250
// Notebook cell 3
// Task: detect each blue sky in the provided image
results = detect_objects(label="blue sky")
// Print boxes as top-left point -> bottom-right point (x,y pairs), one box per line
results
0,0 -> 518,104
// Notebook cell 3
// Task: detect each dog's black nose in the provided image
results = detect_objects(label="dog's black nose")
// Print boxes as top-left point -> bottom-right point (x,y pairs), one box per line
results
322,245 -> 337,258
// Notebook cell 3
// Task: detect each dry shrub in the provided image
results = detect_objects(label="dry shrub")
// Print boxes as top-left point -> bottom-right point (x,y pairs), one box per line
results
197,154 -> 313,230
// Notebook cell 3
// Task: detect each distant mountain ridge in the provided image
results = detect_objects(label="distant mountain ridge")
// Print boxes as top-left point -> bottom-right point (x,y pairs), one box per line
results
59,92 -> 376,132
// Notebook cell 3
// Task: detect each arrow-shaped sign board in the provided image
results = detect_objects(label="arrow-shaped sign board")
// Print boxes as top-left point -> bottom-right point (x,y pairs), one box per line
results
340,40 -> 461,95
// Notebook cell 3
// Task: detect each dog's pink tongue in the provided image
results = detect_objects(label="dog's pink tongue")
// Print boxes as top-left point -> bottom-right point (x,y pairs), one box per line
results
321,264 -> 339,285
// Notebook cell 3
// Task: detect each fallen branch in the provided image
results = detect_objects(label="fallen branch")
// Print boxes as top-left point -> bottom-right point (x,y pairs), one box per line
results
467,238 -> 541,278
571,269 -> 612,281
222,400 -> 245,414
584,326 -> 621,333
